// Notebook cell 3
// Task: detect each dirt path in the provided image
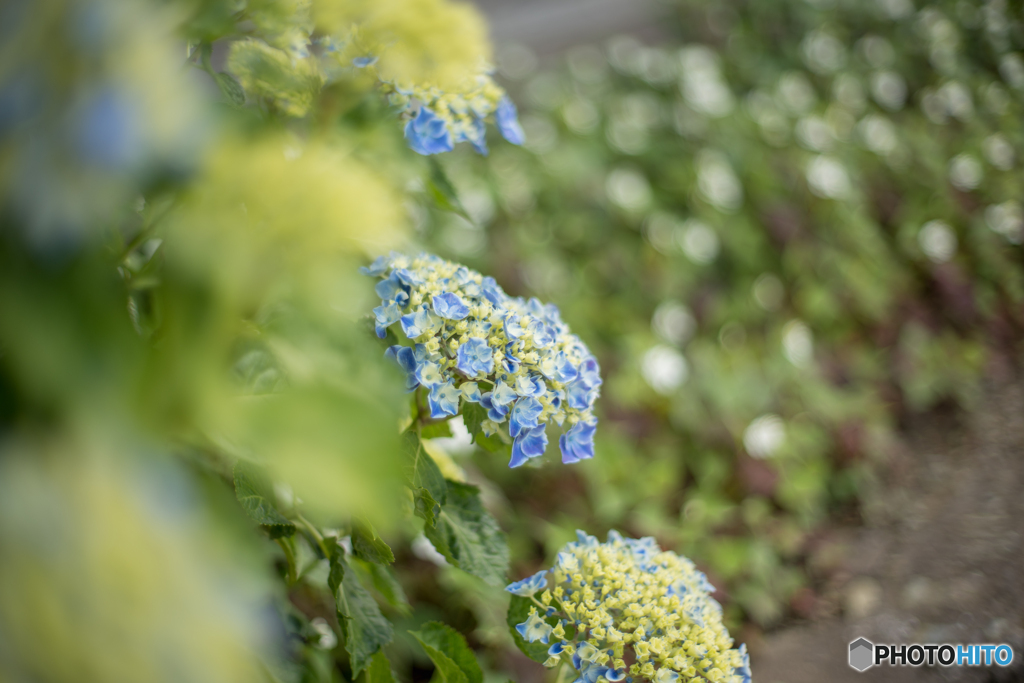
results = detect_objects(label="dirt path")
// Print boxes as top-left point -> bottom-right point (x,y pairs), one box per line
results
751,376 -> 1024,682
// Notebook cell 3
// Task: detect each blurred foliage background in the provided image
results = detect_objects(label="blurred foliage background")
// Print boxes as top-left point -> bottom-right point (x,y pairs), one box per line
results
1,0 -> 1022,682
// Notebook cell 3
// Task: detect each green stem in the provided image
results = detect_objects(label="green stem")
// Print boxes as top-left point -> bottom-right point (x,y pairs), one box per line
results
296,512 -> 331,559
275,537 -> 297,585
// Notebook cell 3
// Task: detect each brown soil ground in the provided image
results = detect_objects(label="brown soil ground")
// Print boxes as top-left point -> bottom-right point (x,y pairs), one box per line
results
751,376 -> 1024,682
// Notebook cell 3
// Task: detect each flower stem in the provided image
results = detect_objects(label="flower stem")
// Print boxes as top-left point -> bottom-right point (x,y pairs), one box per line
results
295,512 -> 331,559
275,536 -> 297,585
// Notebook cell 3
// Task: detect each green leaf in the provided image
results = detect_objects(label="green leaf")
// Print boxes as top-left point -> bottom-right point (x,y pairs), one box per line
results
461,403 -> 487,441
409,622 -> 482,683
329,543 -> 394,676
460,406 -> 510,455
362,650 -> 396,683
506,595 -> 549,663
424,481 -> 508,587
426,158 -> 473,223
414,486 -> 440,529
404,432 -> 447,505
473,432 -> 510,456
214,71 -> 246,105
233,460 -> 295,538
420,420 -> 453,439
356,560 -> 411,615
352,519 -> 395,565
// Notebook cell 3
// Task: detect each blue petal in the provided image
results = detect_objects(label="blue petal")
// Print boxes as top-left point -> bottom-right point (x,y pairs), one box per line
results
509,397 -> 543,438
491,381 -> 518,407
510,424 -> 547,467
496,96 -> 525,146
565,380 -> 594,411
456,337 -> 493,377
433,292 -> 470,320
428,381 -> 460,418
505,569 -> 548,596
559,421 -> 596,464
405,107 -> 454,155
359,255 -> 389,276
375,272 -> 405,302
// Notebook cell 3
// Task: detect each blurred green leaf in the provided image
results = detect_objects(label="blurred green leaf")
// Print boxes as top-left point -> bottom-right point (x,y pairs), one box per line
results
426,158 -> 473,223
424,481 -> 508,587
362,650 -> 396,683
420,420 -> 453,439
232,461 -> 295,539
404,431 -> 448,509
414,486 -> 440,529
352,519 -> 395,565
328,544 -> 393,677
356,560 -> 411,615
409,621 -> 482,683
461,403 -> 487,441
214,72 -> 246,106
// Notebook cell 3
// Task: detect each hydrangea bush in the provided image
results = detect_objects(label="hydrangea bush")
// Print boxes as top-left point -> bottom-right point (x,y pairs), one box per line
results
365,252 -> 601,467
0,0 -> 759,682
508,531 -> 750,683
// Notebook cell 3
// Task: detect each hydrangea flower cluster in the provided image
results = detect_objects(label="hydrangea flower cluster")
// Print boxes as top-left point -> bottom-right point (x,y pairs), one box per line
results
385,72 -> 525,155
362,253 -> 600,468
507,531 -> 751,683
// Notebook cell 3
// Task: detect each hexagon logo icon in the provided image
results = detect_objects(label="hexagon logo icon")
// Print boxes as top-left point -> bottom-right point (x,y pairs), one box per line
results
849,638 -> 874,671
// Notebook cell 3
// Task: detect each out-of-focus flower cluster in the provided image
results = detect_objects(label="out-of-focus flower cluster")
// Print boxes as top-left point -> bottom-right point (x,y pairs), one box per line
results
508,531 -> 751,683
0,0 -> 206,246
218,0 -> 523,154
388,75 -> 525,155
363,252 -> 601,467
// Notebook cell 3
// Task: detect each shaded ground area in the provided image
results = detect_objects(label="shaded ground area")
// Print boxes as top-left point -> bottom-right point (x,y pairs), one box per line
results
752,375 -> 1024,682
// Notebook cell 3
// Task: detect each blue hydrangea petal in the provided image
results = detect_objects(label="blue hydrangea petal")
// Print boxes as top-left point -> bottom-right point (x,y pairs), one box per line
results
385,345 -> 419,391
481,276 -> 506,306
394,268 -> 424,287
734,644 -> 752,683
415,361 -> 444,388
578,357 -> 602,388
360,255 -> 389,276
496,96 -> 525,145
432,292 -> 470,320
565,380 -> 594,411
375,272 -> 406,302
456,337 -> 494,377
400,308 -> 442,338
505,569 -> 549,596
559,421 -> 596,464
504,314 -> 526,339
515,612 -> 552,644
428,380 -> 460,418
480,392 -> 510,422
491,381 -> 518,407
510,424 -> 547,467
405,107 -> 454,155
509,396 -> 543,438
